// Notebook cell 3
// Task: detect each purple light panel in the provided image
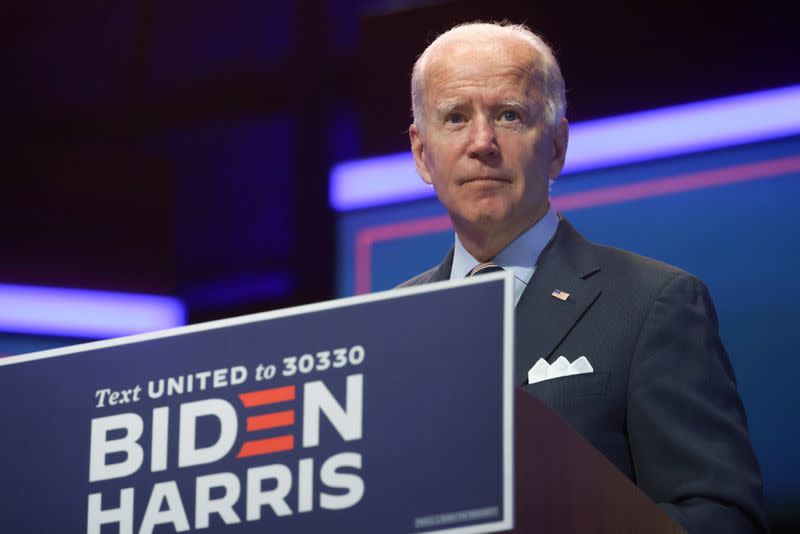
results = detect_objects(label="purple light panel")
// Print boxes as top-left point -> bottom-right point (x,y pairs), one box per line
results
0,283 -> 185,339
330,85 -> 800,211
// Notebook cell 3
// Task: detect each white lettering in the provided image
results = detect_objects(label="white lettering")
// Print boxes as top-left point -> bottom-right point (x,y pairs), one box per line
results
246,464 -> 293,520
148,368 -> 246,400
148,379 -> 164,399
297,458 -> 314,513
94,388 -> 111,408
302,374 -> 363,448
231,365 -> 247,385
139,481 -> 190,534
195,472 -> 241,529
150,407 -> 169,472
213,369 -> 227,388
95,386 -> 142,408
89,413 -> 144,482
195,371 -> 212,390
87,487 -> 134,534
167,376 -> 185,396
178,399 -> 237,468
320,452 -> 364,510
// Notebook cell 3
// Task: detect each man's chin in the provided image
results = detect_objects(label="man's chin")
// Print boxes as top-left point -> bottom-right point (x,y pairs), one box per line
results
453,210 -> 512,232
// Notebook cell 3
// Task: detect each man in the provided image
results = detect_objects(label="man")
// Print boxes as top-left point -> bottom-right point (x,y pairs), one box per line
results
401,22 -> 767,533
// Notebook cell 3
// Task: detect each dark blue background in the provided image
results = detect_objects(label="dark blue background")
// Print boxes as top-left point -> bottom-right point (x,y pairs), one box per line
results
338,135 -> 800,520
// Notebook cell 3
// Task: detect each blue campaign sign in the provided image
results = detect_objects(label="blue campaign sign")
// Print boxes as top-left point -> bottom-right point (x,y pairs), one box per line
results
0,274 -> 514,534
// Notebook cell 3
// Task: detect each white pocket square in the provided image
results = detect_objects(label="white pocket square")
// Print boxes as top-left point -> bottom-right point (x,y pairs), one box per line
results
527,356 -> 594,385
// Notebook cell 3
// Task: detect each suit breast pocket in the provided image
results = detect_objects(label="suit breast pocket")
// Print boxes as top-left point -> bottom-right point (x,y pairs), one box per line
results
522,372 -> 610,403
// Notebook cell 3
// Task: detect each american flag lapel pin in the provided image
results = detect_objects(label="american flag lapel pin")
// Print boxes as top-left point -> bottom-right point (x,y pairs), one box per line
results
551,289 -> 570,301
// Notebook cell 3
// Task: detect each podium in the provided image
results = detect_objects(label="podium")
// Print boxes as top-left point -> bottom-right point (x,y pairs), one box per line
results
0,274 -> 683,533
510,388 -> 683,533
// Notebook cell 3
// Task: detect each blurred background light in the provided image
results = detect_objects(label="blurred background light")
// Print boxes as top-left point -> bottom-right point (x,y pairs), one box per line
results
329,84 -> 800,211
0,283 -> 185,339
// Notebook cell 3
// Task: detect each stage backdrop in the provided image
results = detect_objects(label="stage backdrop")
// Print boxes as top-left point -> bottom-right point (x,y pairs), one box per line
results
336,134 -> 800,522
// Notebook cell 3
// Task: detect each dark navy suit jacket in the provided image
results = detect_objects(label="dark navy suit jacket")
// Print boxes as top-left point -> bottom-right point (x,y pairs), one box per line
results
400,217 -> 767,533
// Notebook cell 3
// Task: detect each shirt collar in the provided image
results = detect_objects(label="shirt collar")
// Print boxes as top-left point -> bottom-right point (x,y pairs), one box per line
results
450,203 -> 560,284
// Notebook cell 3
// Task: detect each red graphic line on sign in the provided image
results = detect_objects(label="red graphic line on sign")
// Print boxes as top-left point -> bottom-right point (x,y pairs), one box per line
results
239,385 -> 296,407
246,410 -> 295,432
237,435 -> 295,458
353,155 -> 800,294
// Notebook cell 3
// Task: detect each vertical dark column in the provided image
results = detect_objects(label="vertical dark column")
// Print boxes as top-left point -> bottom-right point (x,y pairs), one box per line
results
289,2 -> 336,304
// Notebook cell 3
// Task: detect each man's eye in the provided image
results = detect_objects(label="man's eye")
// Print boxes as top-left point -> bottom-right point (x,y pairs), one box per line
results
446,114 -> 465,124
500,110 -> 520,121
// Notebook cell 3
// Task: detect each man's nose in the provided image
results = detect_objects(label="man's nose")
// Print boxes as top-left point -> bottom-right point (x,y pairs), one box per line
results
466,117 -> 499,159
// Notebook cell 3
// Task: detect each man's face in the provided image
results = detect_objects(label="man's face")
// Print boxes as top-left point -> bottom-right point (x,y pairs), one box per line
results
409,37 -> 568,242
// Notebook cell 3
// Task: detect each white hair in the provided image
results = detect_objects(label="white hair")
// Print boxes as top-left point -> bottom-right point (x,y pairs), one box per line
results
411,22 -> 566,131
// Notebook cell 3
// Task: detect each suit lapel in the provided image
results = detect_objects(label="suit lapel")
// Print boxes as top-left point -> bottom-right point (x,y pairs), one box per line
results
514,219 -> 602,385
428,248 -> 454,282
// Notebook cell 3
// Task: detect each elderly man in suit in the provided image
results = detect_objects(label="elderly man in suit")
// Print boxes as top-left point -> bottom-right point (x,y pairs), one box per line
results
401,22 -> 767,533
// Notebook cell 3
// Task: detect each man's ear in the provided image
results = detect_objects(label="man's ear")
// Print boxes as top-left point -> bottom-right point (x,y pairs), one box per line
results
409,124 -> 433,185
549,117 -> 569,178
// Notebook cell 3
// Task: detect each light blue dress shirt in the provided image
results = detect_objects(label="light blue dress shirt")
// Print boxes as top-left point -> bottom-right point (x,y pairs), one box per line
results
450,204 -> 560,307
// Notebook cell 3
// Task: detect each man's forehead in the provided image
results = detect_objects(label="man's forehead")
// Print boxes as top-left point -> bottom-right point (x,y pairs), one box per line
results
433,95 -> 534,116
423,38 -> 542,104
425,35 -> 539,79
431,34 -> 531,64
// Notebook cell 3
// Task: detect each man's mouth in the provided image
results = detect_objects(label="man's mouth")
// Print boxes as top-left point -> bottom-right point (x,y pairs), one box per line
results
460,176 -> 510,185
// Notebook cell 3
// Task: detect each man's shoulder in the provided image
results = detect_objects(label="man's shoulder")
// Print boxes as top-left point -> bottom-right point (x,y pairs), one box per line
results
397,266 -> 442,288
396,247 -> 454,288
593,241 -> 689,280
555,219 -> 703,294
581,237 -> 713,309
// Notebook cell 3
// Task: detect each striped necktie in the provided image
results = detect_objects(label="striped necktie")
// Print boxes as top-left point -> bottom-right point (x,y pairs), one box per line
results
467,262 -> 504,276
